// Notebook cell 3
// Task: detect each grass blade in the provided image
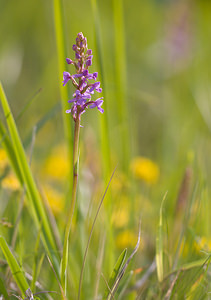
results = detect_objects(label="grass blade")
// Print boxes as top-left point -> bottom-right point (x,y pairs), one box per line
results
91,0 -> 111,181
0,121 -> 23,184
156,191 -> 168,282
53,0 -> 73,174
169,255 -> 211,299
112,0 -> 130,170
90,0 -> 114,277
103,248 -> 127,299
0,82 -> 60,275
186,255 -> 211,300
107,223 -> 141,299
0,236 -> 29,297
0,276 -> 10,300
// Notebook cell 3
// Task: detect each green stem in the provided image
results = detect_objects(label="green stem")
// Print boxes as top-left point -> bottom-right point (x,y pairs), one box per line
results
61,113 -> 80,295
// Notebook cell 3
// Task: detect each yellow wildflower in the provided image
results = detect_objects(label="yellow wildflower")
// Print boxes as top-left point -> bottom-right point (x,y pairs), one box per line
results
111,172 -> 129,193
130,156 -> 160,184
194,236 -> 211,253
42,144 -> 69,181
2,172 -> 20,191
116,230 -> 139,249
0,148 -> 9,174
112,200 -> 130,228
43,184 -> 64,215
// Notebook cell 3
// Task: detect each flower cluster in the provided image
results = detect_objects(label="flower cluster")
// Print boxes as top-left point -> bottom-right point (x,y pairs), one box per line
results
63,32 -> 104,121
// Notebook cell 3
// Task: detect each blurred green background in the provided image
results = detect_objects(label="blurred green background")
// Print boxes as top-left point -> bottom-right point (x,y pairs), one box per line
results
1,0 -> 211,169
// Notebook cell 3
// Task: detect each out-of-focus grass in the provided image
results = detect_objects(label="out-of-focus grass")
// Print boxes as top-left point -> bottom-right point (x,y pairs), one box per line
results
1,0 -> 211,299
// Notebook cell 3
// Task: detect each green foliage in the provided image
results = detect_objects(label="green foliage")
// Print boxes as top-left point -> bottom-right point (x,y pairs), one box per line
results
0,276 -> 10,300
103,248 -> 127,299
0,82 -> 60,276
0,236 -> 29,297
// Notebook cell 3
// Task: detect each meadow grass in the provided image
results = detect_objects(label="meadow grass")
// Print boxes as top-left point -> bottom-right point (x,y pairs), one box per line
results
1,0 -> 211,299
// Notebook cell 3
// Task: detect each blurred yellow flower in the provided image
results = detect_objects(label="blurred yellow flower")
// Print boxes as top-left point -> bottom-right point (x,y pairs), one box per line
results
111,172 -> 129,193
112,203 -> 130,228
0,148 -> 9,173
43,184 -> 64,215
116,230 -> 139,249
130,156 -> 160,184
1,172 -> 20,191
42,144 -> 69,181
194,236 -> 211,253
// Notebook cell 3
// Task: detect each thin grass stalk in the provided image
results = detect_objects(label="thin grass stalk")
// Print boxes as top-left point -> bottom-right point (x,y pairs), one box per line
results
112,0 -> 130,170
90,0 -> 115,276
90,0 -> 111,181
156,192 -> 167,282
61,113 -> 80,294
53,0 -> 73,186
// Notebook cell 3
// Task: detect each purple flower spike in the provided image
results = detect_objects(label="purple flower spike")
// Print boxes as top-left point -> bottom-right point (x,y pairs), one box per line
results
63,32 -> 104,121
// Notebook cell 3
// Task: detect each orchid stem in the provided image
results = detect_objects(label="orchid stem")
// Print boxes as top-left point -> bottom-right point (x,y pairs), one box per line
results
61,113 -> 80,294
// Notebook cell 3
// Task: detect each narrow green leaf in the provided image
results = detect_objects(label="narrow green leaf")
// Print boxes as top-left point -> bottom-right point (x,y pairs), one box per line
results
103,248 -> 127,299
107,224 -> 141,299
0,121 -> 23,184
186,256 -> 211,299
53,0 -> 73,174
91,0 -> 111,181
156,192 -> 168,282
171,256 -> 211,275
90,0 -> 113,278
0,276 -> 10,299
112,0 -> 130,170
0,236 -> 29,297
0,82 -> 60,275
169,256 -> 211,299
